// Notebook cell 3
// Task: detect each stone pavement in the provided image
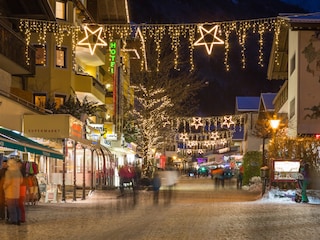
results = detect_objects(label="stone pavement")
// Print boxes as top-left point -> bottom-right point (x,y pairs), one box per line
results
2,177 -> 320,240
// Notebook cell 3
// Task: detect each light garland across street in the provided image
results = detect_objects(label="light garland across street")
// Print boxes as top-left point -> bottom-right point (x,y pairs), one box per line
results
18,17 -> 287,71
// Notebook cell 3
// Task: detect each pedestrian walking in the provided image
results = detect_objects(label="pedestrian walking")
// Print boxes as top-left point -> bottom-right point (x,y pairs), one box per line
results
162,167 -> 178,205
3,158 -> 23,225
299,161 -> 310,203
152,172 -> 161,205
17,160 -> 27,223
0,157 -> 8,220
237,165 -> 244,189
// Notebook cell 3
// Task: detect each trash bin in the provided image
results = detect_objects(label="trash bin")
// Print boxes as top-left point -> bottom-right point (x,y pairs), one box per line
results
260,166 -> 269,179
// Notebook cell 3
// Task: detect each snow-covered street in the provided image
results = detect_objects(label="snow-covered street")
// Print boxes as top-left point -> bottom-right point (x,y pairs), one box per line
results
1,177 -> 320,240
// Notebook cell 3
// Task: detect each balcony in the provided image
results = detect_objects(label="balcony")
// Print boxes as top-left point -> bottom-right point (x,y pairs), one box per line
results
75,46 -> 105,67
74,73 -> 106,104
0,21 -> 35,75
273,80 -> 288,114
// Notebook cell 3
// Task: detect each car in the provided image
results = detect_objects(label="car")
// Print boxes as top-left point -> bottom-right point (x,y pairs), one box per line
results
198,166 -> 209,177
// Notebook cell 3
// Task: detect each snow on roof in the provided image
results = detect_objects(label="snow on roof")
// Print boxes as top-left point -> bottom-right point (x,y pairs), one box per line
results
280,12 -> 320,23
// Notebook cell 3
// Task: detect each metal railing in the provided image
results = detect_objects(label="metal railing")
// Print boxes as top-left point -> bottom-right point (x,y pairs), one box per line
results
0,89 -> 52,114
0,21 -> 35,74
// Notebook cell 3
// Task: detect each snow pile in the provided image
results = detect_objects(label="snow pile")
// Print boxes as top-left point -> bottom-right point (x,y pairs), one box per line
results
243,176 -> 320,204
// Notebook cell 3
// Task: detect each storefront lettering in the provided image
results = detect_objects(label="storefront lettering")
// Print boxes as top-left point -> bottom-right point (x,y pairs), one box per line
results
26,129 -> 61,133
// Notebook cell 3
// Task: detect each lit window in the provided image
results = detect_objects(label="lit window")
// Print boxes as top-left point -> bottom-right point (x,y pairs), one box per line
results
56,1 -> 66,20
34,94 -> 47,109
34,45 -> 46,66
56,46 -> 67,68
54,94 -> 65,109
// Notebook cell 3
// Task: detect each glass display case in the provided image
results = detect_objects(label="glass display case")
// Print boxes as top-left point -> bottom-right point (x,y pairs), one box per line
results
271,159 -> 301,182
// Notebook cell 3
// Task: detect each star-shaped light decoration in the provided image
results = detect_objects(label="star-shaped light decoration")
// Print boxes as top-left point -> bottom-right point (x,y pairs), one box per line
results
179,133 -> 189,142
77,26 -> 108,55
194,25 -> 224,55
190,117 -> 204,130
210,131 -> 220,141
198,149 -> 204,155
187,149 -> 192,155
220,138 -> 227,145
221,116 -> 235,128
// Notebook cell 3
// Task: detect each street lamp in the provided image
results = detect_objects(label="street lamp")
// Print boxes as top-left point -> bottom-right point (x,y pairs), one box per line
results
270,118 -> 280,130
261,115 -> 280,195
269,115 -> 280,160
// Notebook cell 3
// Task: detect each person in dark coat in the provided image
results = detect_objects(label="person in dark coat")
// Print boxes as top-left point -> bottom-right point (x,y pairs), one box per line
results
237,165 -> 244,189
299,161 -> 310,203
152,172 -> 161,204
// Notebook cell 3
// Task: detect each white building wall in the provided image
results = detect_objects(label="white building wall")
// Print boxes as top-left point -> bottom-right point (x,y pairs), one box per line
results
297,30 -> 320,135
0,95 -> 40,131
287,29 -> 299,137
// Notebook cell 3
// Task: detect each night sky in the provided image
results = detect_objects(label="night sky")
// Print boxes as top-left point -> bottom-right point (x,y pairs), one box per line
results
129,0 -> 314,116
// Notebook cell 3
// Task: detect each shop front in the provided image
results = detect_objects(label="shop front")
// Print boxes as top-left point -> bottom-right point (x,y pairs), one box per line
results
0,126 -> 65,203
23,114 -> 114,201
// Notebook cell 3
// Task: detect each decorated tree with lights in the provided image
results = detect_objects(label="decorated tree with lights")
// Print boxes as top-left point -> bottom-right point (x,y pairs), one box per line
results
124,84 -> 173,165
123,37 -> 207,166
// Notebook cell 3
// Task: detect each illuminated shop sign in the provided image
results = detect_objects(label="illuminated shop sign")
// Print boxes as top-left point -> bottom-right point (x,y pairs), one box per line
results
109,41 -> 116,74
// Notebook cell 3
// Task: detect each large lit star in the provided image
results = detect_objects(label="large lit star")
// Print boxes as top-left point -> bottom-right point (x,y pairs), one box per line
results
194,25 -> 224,55
77,26 -> 107,55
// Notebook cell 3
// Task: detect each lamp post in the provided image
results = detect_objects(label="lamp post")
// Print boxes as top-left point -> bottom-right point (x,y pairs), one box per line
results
269,116 -> 280,158
261,115 -> 280,195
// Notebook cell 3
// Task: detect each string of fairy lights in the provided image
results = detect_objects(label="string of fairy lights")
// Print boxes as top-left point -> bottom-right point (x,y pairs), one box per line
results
18,17 -> 288,72
164,115 -> 245,155
16,17 -> 286,155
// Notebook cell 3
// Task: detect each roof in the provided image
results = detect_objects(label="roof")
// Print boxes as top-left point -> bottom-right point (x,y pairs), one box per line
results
267,12 -> 320,80
280,12 -> 320,23
260,93 -> 277,111
235,97 -> 260,112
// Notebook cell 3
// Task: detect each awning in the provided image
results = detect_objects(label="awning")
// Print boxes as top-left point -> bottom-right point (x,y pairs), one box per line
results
0,127 -> 64,160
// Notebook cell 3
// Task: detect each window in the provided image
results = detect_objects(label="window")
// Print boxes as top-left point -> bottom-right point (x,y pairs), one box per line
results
290,53 -> 296,76
290,98 -> 295,119
34,94 -> 47,109
34,45 -> 46,66
54,94 -> 66,109
56,1 -> 66,20
56,46 -> 67,68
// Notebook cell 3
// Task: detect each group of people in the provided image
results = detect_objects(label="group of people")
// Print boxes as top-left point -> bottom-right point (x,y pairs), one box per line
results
152,168 -> 179,205
0,157 -> 27,225
118,163 -> 179,205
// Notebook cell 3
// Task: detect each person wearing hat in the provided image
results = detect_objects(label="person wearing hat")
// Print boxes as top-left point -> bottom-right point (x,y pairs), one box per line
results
0,157 -> 8,220
3,158 -> 22,225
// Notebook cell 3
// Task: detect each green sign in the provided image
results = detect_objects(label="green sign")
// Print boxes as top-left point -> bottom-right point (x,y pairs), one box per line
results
110,41 -> 116,74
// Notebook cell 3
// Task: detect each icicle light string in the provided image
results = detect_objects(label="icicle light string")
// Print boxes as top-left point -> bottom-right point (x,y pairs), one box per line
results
17,17 -> 285,70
